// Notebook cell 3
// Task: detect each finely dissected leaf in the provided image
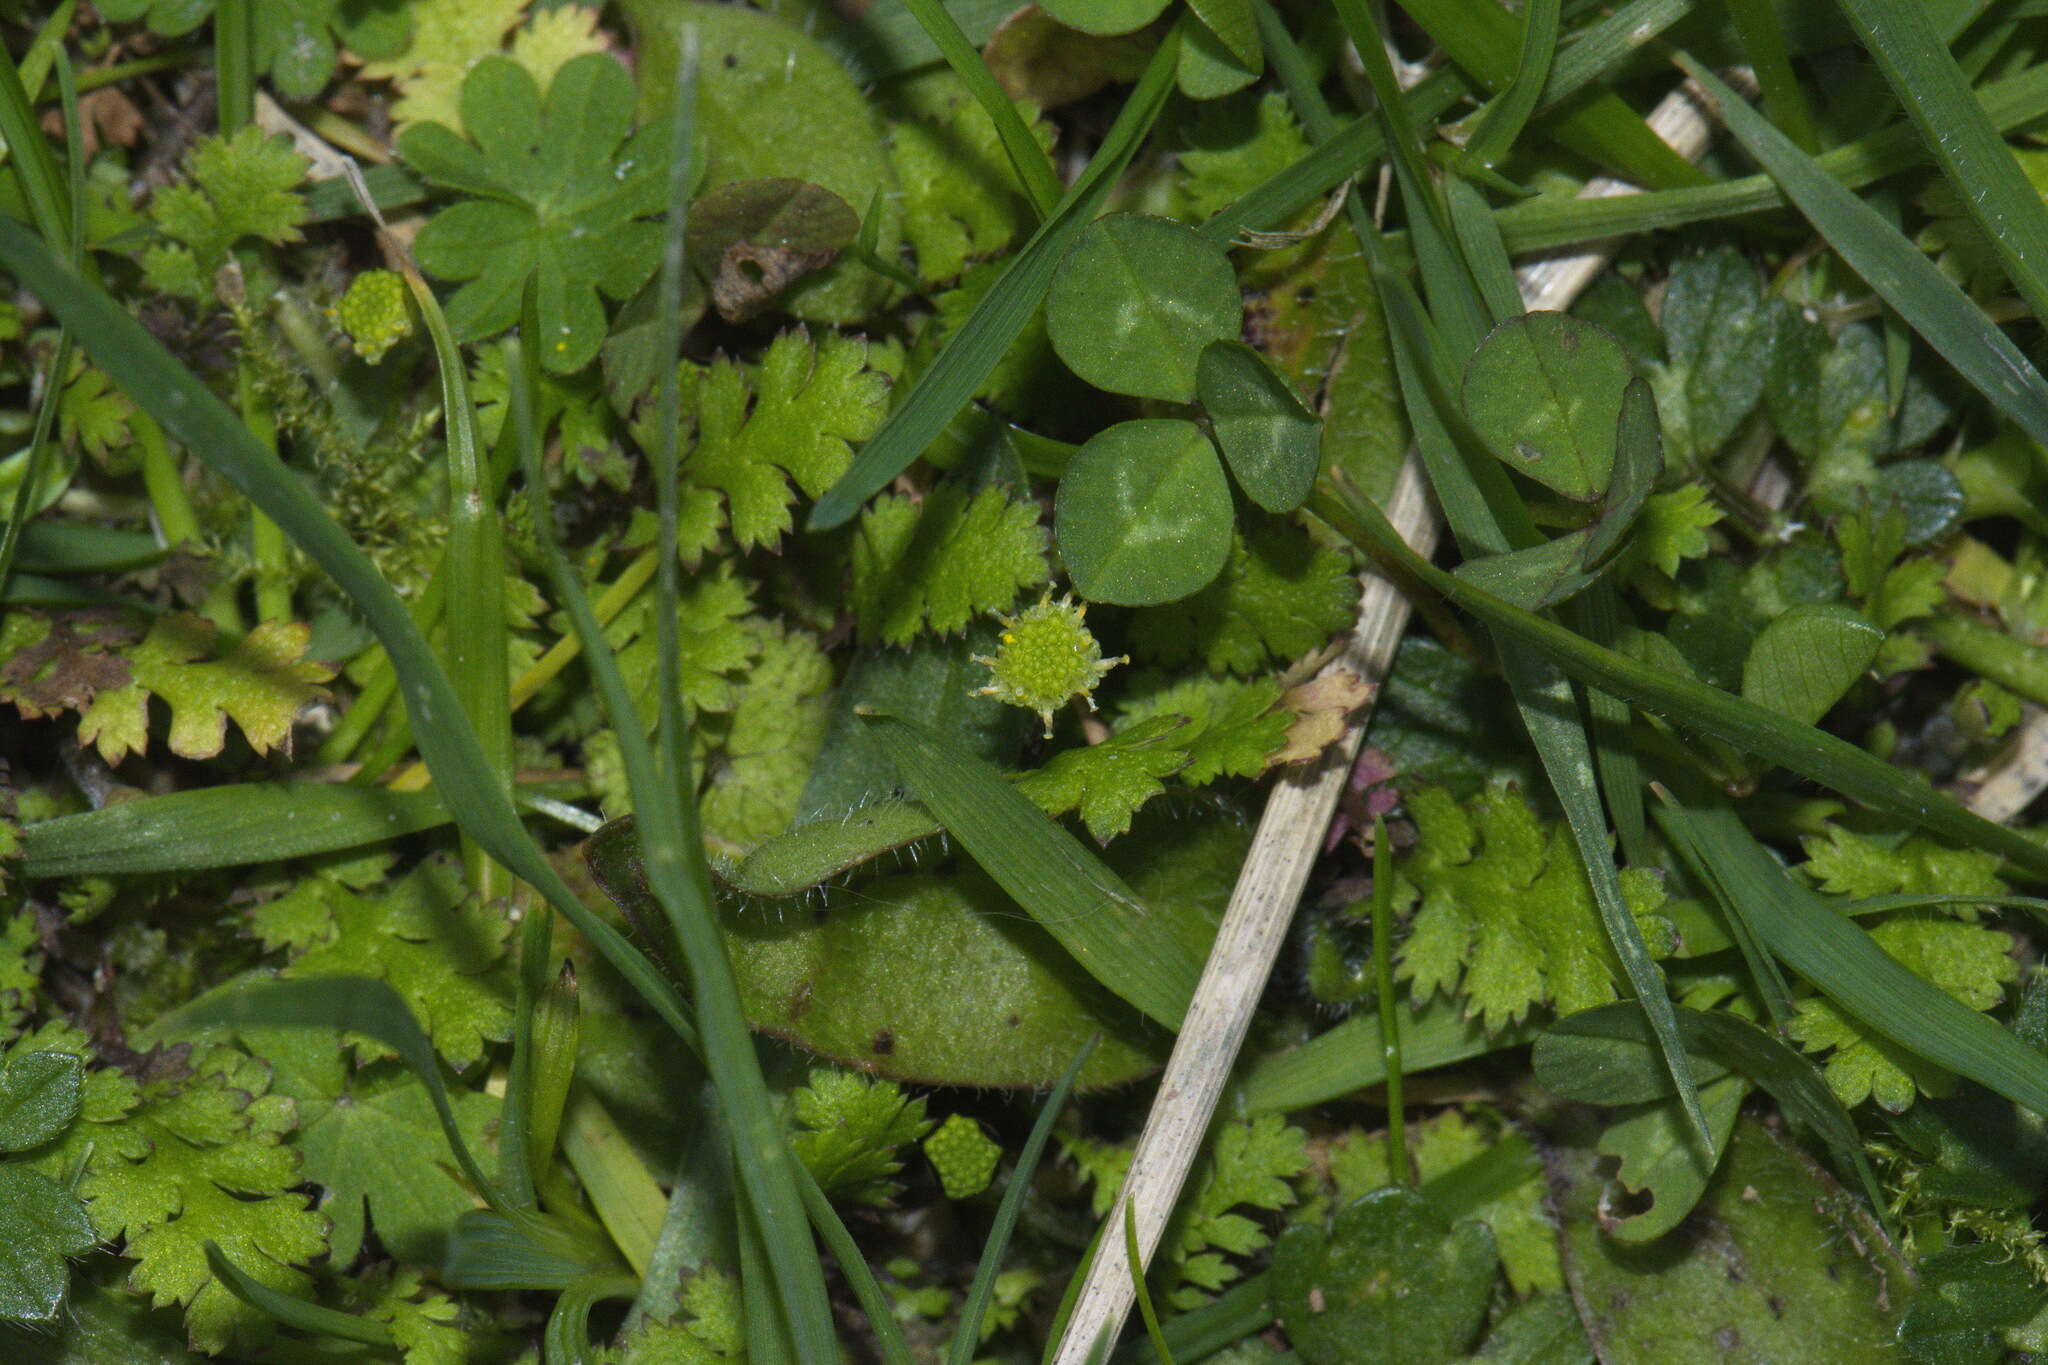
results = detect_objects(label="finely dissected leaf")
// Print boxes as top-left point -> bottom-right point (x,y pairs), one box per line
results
1055,419 -> 1234,606
606,559 -> 759,721
1198,338 -> 1320,513
1788,912 -> 2020,1112
1014,716 -> 1191,841
242,1033 -> 496,1266
248,858 -> 512,1069
1625,483 -> 1722,580
80,1043 -> 328,1354
787,1068 -> 933,1207
74,616 -> 332,766
851,483 -> 1049,645
401,54 -> 667,373
1112,673 -> 1293,784
1393,785 -> 1673,1032
674,330 -> 892,550
1046,213 -> 1242,402
887,69 -> 1052,285
1129,519 -> 1359,674
1462,311 -> 1635,500
1646,246 -> 1782,464
141,126 -> 308,300
1738,603 -> 1884,726
697,623 -> 834,853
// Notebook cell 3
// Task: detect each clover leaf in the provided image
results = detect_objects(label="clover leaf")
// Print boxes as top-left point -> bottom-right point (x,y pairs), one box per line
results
401,52 -> 669,374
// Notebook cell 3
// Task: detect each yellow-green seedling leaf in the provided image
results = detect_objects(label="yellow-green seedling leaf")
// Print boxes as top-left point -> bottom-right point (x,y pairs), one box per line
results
141,126 -> 309,303
1738,603 -> 1884,726
1272,1187 -> 1497,1365
1197,338 -> 1319,513
972,592 -> 1126,736
1461,311 -> 1634,501
80,1042 -> 329,1354
1130,519 -> 1360,674
686,178 -> 860,325
696,622 -> 834,855
852,483 -> 1050,647
1037,0 -> 1173,37
886,69 -> 1053,286
1014,714 -> 1191,841
1553,1120 -> 1908,1363
625,0 -> 900,323
1046,212 -> 1242,402
0,1050 -> 81,1151
0,1163 -> 95,1326
789,1068 -> 932,1207
401,54 -> 667,373
1055,419 -> 1233,606
924,1114 -> 1002,1200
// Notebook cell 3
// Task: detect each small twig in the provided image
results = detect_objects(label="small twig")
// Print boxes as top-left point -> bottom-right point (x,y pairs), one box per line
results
1047,76 -> 1728,1365
1954,708 -> 2048,824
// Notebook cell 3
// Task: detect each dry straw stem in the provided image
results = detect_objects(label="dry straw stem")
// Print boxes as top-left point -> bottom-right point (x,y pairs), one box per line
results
1956,707 -> 2048,822
1050,76 -> 1727,1364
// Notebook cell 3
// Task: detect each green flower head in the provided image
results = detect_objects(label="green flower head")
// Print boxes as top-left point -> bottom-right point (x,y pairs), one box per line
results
974,592 -> 1126,735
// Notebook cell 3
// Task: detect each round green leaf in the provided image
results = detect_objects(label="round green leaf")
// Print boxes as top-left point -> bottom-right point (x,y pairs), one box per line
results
1739,603 -> 1884,726
1197,339 -> 1320,512
1055,419 -> 1233,606
1046,213 -> 1242,402
1876,459 -> 1967,546
1037,0 -> 1174,36
1462,311 -> 1635,501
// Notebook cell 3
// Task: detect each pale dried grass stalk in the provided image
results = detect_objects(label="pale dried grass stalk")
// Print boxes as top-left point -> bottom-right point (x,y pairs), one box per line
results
1049,77 -> 1727,1364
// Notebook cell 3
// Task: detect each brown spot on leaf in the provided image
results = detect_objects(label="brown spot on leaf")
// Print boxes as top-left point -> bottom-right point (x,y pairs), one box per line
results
871,1029 -> 895,1055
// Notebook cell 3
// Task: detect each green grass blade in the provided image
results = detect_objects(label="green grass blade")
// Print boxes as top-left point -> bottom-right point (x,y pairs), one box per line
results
213,0 -> 253,133
1535,0 -> 1695,115
1311,481 -> 2048,882
1238,998 -> 1531,1113
1371,818 -> 1409,1185
1125,1203 -> 1174,1365
0,331 -> 72,599
1396,0 -> 1709,188
948,1038 -> 1097,1365
1725,0 -> 1819,152
899,0 -> 1062,216
1659,794 -> 2048,1119
0,216 -> 699,1056
0,40 -> 69,248
1457,0 -> 1559,173
205,1242 -> 396,1348
861,712 -> 1207,1029
398,240 -> 512,899
509,39 -> 840,1350
808,23 -> 1181,531
18,784 -> 453,877
1492,60 -> 2048,256
1830,0 -> 2048,328
1675,57 -> 2048,451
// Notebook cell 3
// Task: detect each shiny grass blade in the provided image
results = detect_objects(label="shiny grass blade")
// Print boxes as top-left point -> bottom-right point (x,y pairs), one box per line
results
1396,0 -> 1708,188
0,38 -> 70,249
1237,997 -> 1531,1114
807,23 -> 1180,531
898,0 -> 1062,216
1456,0 -> 1559,174
1676,57 -> 2048,451
1658,792 -> 2048,1119
1371,818 -> 1409,1185
1725,0 -> 1818,151
1311,480 -> 2048,883
948,1038 -> 1096,1365
213,0 -> 252,133
18,784 -> 453,877
1830,0 -> 2048,328
1491,61 -> 2048,256
862,712 -> 1206,1029
206,1243 -> 396,1348
0,214 -> 698,1060
503,46 -> 839,1348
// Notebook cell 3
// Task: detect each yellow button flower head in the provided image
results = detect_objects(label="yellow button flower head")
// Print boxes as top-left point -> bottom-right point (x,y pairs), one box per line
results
332,269 -> 413,364
973,592 -> 1126,736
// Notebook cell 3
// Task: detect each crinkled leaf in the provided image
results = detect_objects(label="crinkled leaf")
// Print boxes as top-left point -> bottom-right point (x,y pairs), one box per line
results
1128,519 -> 1358,673
851,483 -> 1049,645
